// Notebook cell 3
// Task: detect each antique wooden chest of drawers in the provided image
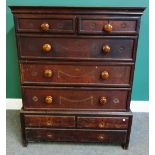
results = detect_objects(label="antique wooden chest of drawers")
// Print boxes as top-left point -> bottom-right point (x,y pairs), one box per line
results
10,6 -> 145,149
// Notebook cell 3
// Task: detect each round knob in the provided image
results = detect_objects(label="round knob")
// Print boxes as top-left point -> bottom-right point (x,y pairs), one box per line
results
45,96 -> 53,104
104,24 -> 113,32
102,45 -> 111,54
98,122 -> 105,128
100,97 -> 107,105
42,44 -> 52,52
101,71 -> 109,80
47,134 -> 53,138
41,23 -> 49,32
98,135 -> 104,141
47,121 -> 53,126
44,69 -> 53,78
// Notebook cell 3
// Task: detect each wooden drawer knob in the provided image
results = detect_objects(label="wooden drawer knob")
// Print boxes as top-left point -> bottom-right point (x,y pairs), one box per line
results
100,97 -> 107,105
98,135 -> 105,141
98,122 -> 105,128
41,23 -> 49,32
47,121 -> 53,126
102,45 -> 111,54
101,71 -> 109,80
47,134 -> 53,138
44,69 -> 53,78
45,96 -> 53,104
104,24 -> 113,32
42,44 -> 52,52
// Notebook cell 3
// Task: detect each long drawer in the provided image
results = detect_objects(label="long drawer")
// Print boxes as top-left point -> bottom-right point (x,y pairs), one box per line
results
25,129 -> 127,143
17,35 -> 136,61
20,62 -> 132,87
22,86 -> 130,111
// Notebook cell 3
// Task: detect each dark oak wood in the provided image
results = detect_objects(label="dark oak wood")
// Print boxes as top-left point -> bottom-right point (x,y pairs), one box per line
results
24,115 -> 75,128
17,35 -> 136,61
20,112 -> 28,146
123,114 -> 133,149
22,86 -> 130,111
20,110 -> 132,147
25,129 -> 127,143
20,108 -> 133,116
10,6 -> 145,149
20,62 -> 131,86
20,108 -> 132,115
9,6 -> 145,15
24,113 -> 130,130
79,17 -> 138,35
77,116 -> 129,129
16,15 -> 75,33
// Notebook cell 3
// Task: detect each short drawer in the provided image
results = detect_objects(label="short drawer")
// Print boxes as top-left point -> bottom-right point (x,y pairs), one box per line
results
16,16 -> 75,33
24,115 -> 75,128
77,116 -> 129,129
20,62 -> 131,87
26,129 -> 127,143
17,35 -> 136,61
22,86 -> 130,111
78,16 -> 138,34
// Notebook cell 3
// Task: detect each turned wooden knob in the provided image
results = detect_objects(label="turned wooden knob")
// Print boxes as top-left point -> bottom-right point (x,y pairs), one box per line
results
44,69 -> 53,78
42,44 -> 52,52
47,134 -> 53,138
100,97 -> 107,105
101,71 -> 109,80
98,122 -> 105,128
98,135 -> 105,141
46,121 -> 53,126
102,45 -> 111,54
41,23 -> 49,32
104,24 -> 113,32
45,96 -> 53,104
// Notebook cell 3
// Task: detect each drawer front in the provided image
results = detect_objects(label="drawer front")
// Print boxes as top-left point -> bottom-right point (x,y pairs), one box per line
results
77,116 -> 129,129
22,87 -> 129,110
79,17 -> 138,34
21,63 -> 131,86
17,35 -> 135,61
16,16 -> 75,33
24,115 -> 75,128
26,129 -> 127,143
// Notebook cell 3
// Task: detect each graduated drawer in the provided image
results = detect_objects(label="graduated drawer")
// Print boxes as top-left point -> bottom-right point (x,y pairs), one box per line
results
17,35 -> 136,61
78,16 -> 139,35
24,115 -> 75,128
26,129 -> 127,143
20,62 -> 132,87
22,86 -> 130,111
77,116 -> 129,129
15,15 -> 75,33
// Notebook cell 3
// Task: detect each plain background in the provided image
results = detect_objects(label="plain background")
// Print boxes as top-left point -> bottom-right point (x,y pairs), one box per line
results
6,0 -> 149,100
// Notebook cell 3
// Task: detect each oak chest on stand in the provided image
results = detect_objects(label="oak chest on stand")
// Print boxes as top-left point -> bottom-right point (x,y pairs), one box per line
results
10,6 -> 144,149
